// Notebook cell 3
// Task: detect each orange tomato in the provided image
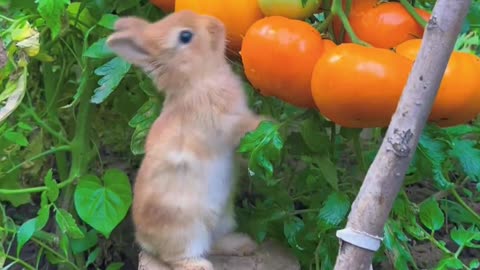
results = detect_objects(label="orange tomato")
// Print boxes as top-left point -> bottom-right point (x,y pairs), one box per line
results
332,0 -> 379,42
149,0 -> 175,13
323,39 -> 337,52
241,16 -> 325,108
395,39 -> 480,127
311,43 -> 413,128
175,0 -> 263,53
347,2 -> 431,48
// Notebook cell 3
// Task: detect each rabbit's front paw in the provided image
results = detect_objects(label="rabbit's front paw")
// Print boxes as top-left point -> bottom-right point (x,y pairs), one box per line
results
172,258 -> 213,270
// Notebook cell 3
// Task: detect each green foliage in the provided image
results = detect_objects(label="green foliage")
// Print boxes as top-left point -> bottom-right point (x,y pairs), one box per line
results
0,0 -> 479,270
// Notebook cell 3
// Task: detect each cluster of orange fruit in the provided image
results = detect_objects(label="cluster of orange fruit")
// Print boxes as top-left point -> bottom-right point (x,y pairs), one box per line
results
149,0 -> 480,128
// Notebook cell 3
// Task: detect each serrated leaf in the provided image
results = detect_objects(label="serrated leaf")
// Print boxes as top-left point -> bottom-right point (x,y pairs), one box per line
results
419,198 -> 444,232
418,134 -> 453,189
90,57 -> 131,104
74,169 -> 132,238
128,99 -> 159,155
318,192 -> 350,229
36,202 -> 50,231
3,131 -> 28,146
44,169 -> 59,202
449,139 -> 480,182
315,156 -> 338,190
16,217 -> 37,255
98,14 -> 119,29
300,118 -> 329,153
238,121 -> 284,179
436,257 -> 463,270
55,208 -> 85,239
84,38 -> 114,59
383,219 -> 415,269
284,216 -> 304,250
450,226 -> 480,247
36,0 -> 70,38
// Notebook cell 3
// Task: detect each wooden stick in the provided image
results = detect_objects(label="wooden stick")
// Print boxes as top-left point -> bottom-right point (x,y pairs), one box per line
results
333,0 -> 472,269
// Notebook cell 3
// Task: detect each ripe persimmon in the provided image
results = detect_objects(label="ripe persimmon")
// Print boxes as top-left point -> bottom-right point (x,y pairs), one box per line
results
311,43 -> 413,128
395,39 -> 480,127
175,0 -> 263,53
241,16 -> 325,108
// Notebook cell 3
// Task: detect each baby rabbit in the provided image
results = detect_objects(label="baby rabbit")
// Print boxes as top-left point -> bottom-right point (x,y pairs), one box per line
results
106,10 -> 264,270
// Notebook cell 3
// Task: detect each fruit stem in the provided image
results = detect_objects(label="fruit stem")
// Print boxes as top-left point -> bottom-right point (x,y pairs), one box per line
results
331,0 -> 371,47
399,0 -> 427,28
316,12 -> 334,33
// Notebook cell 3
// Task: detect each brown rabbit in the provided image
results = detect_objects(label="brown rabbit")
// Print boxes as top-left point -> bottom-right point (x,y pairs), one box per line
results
106,10 -> 265,270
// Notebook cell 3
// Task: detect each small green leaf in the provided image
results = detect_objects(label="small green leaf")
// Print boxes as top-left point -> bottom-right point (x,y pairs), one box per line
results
449,139 -> 480,182
55,208 -> 85,239
106,262 -> 124,270
469,259 -> 480,269
71,228 -> 98,254
318,192 -> 350,228
74,169 -> 132,238
300,118 -> 329,153
16,217 -> 37,255
86,246 -> 101,266
418,134 -> 453,190
18,122 -> 33,131
419,198 -> 444,232
90,57 -> 131,104
44,169 -> 59,202
436,257 -> 463,270
36,0 -> 70,38
284,216 -> 304,250
315,156 -> 339,190
450,226 -> 480,247
128,99 -> 160,155
84,38 -> 114,59
36,202 -> 50,231
98,14 -> 119,30
3,131 -> 29,146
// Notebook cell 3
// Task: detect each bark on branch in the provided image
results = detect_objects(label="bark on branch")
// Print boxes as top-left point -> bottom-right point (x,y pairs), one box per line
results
333,0 -> 472,269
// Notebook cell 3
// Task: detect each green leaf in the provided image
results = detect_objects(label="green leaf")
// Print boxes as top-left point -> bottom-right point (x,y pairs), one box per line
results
83,38 -> 114,59
128,99 -> 160,155
86,246 -> 101,266
450,226 -> 480,247
449,139 -> 480,182
74,169 -> 132,238
315,155 -> 339,190
318,192 -> 350,228
418,134 -> 453,189
106,262 -> 124,270
470,259 -> 480,269
3,131 -> 28,146
44,168 -> 59,202
445,125 -> 480,137
98,14 -> 119,29
16,217 -> 37,255
71,228 -> 98,254
36,202 -> 50,231
300,118 -> 329,153
0,170 -> 31,207
238,121 -> 284,180
435,257 -> 463,270
90,57 -> 131,104
419,198 -> 444,232
36,0 -> 70,38
284,216 -> 304,250
55,208 -> 85,239
383,219 -> 415,270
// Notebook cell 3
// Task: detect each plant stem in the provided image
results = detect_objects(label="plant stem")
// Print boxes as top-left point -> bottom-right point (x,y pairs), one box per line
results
316,12 -> 334,33
331,0 -> 371,46
399,0 -> 427,28
451,188 -> 480,223
352,134 -> 366,172
330,122 -> 336,159
6,145 -> 71,174
22,104 -> 70,144
5,254 -> 35,270
0,175 -> 76,195
31,238 -> 80,270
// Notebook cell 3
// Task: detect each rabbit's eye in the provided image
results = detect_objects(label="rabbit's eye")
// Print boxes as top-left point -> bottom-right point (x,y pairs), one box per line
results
179,30 -> 193,44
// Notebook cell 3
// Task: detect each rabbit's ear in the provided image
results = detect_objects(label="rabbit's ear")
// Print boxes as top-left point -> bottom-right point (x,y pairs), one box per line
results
107,30 -> 151,66
114,17 -> 149,31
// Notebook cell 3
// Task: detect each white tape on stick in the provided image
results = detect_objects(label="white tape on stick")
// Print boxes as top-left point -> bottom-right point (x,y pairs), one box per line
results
336,228 -> 383,252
